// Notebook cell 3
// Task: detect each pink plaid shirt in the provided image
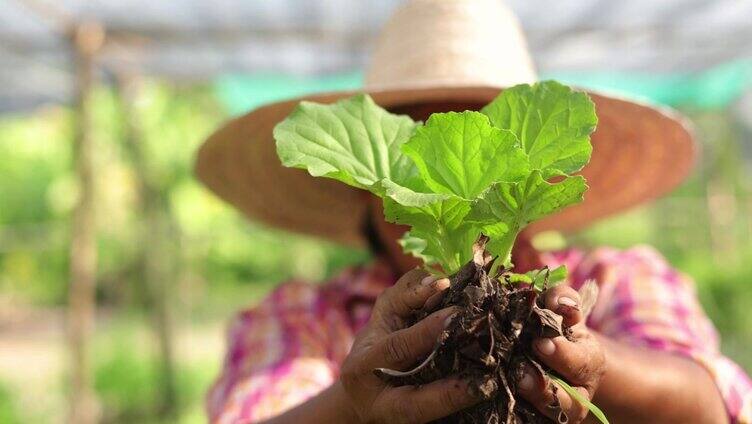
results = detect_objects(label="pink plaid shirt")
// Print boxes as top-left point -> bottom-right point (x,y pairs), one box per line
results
207,246 -> 752,423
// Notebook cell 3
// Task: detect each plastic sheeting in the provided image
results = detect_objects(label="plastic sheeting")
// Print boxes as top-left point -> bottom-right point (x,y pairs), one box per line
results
1,0 -> 751,112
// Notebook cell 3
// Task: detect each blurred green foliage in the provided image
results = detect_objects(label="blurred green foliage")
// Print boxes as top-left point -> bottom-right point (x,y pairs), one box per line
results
93,328 -> 216,424
0,381 -> 20,424
0,81 -> 749,422
0,82 -> 366,308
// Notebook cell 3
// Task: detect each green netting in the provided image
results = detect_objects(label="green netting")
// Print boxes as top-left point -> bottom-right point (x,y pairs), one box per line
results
215,59 -> 751,115
215,72 -> 362,116
546,59 -> 752,109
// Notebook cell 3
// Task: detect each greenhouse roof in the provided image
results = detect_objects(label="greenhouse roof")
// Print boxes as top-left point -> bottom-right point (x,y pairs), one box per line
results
1,0 -> 751,113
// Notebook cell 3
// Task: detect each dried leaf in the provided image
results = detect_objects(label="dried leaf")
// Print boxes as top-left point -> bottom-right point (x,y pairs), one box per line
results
532,304 -> 564,338
578,279 -> 599,319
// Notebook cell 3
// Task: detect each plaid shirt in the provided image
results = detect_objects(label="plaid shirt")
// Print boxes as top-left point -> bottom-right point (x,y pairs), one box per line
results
207,246 -> 752,423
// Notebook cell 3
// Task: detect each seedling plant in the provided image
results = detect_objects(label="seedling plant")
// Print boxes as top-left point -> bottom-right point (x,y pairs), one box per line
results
274,81 -> 607,424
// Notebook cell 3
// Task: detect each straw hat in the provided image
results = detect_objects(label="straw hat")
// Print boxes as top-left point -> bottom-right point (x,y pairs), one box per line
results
195,0 -> 695,247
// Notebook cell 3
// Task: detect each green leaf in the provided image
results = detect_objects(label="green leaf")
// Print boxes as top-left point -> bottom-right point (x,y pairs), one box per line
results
398,232 -> 436,265
468,172 -> 587,260
471,172 -> 587,226
549,375 -> 610,424
481,81 -> 596,176
273,84 -> 596,275
384,196 -> 471,230
409,225 -> 478,274
506,272 -> 533,284
478,221 -> 516,266
402,111 -> 529,199
547,265 -> 568,284
379,178 -> 449,207
524,173 -> 588,222
274,94 -> 418,192
527,265 -> 568,291
508,267 -> 567,290
384,196 -> 477,273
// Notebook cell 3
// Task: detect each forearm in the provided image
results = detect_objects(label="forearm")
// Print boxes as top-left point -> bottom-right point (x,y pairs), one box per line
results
591,333 -> 727,424
261,381 -> 358,424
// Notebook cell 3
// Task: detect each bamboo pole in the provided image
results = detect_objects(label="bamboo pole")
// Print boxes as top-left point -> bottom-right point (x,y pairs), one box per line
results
115,73 -> 179,419
67,22 -> 104,424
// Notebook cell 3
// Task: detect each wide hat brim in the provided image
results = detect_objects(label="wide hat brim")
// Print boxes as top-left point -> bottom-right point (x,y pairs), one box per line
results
195,85 -> 696,247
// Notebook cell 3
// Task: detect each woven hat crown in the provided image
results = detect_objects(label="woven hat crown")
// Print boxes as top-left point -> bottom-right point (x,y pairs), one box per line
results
365,0 -> 537,90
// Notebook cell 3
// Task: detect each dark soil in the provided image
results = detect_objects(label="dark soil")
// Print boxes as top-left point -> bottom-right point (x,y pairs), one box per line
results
375,236 -> 572,424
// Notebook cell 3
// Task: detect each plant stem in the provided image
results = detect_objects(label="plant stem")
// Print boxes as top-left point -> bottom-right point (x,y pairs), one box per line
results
496,227 -> 520,267
434,224 -> 461,275
487,226 -> 520,277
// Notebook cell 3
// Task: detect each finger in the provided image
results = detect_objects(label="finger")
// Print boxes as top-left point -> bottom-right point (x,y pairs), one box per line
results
367,306 -> 456,370
532,330 -> 604,390
541,285 -> 583,327
375,268 -> 451,320
376,377 -> 484,424
517,365 -> 590,423
423,287 -> 447,311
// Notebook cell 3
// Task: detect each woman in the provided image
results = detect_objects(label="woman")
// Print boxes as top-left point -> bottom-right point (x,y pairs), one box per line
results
196,1 -> 751,423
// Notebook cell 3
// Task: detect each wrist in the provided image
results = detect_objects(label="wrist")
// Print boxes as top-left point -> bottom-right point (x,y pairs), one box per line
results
588,333 -> 728,423
330,380 -> 361,424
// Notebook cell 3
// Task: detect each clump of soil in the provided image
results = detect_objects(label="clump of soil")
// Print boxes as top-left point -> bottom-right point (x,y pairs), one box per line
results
376,237 -> 571,424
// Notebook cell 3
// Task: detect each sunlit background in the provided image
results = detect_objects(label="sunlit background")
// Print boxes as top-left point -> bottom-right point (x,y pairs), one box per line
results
1,1 -> 751,423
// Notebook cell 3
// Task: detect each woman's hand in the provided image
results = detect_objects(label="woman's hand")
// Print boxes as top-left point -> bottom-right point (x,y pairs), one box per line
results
339,269 -> 486,423
517,285 -> 606,423
270,274 -> 727,424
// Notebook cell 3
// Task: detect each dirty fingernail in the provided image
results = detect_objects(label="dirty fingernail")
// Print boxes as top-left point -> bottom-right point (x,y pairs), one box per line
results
421,275 -> 437,286
535,338 -> 556,356
435,278 -> 450,289
557,296 -> 578,308
519,372 -> 535,391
